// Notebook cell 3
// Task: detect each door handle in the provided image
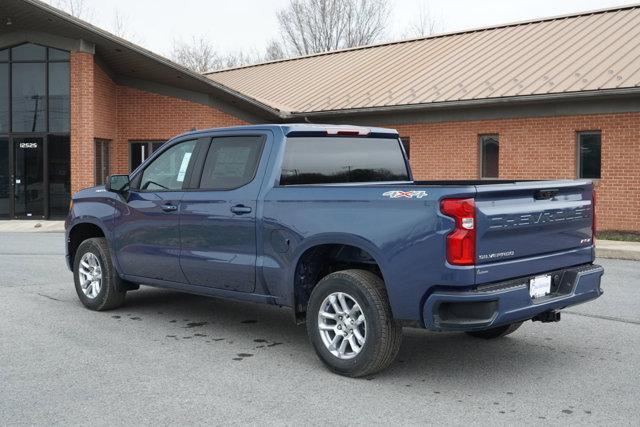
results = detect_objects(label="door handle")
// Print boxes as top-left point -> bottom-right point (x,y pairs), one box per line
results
161,203 -> 178,212
230,205 -> 252,215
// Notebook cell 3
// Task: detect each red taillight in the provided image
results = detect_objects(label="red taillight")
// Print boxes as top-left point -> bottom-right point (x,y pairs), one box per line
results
592,190 -> 597,242
440,198 -> 476,266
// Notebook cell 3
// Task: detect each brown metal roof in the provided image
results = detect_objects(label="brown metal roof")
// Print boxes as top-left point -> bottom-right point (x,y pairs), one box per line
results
206,4 -> 640,115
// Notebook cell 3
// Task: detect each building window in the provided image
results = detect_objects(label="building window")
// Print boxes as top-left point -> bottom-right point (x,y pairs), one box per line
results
0,63 -> 8,133
578,132 -> 601,179
130,140 -> 165,171
400,137 -> 410,159
95,139 -> 110,186
0,43 -> 70,134
12,63 -> 46,132
49,62 -> 71,132
480,134 -> 499,178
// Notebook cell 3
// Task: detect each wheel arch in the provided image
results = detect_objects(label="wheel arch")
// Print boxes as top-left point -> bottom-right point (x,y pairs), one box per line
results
288,234 -> 392,322
67,220 -> 107,268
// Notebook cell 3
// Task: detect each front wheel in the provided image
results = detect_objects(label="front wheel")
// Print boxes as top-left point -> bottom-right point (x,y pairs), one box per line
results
465,322 -> 523,339
306,269 -> 402,377
73,237 -> 126,311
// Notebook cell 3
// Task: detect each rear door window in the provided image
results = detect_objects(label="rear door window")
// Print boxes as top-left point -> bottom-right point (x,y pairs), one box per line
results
280,137 -> 409,185
199,136 -> 265,190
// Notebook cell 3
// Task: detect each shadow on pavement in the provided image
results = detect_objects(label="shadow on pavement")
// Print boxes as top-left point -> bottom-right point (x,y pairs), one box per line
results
113,287 -> 568,384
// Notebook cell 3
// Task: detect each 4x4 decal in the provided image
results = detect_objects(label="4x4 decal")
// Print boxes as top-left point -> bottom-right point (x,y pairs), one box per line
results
383,190 -> 428,199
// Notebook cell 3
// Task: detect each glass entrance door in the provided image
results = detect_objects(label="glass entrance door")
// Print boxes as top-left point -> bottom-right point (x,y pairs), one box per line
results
0,137 -> 9,218
13,136 -> 45,218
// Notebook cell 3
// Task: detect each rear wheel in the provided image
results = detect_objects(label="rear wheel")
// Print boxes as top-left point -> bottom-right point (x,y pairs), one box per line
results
73,238 -> 126,311
465,322 -> 523,339
306,269 -> 402,377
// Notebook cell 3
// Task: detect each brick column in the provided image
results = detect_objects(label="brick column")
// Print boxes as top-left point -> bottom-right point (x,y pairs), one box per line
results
70,51 -> 95,194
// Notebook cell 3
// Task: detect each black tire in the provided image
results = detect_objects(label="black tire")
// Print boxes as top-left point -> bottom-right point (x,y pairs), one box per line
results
465,322 -> 523,340
73,237 -> 126,311
306,269 -> 402,377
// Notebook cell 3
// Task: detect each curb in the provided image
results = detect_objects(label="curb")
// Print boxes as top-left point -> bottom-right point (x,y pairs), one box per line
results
596,240 -> 640,261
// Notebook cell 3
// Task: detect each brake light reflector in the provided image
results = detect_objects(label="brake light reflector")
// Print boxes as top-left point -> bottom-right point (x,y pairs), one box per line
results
440,198 -> 476,266
326,127 -> 370,136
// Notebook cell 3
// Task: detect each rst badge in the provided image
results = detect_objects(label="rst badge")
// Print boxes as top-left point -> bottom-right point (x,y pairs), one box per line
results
383,190 -> 428,199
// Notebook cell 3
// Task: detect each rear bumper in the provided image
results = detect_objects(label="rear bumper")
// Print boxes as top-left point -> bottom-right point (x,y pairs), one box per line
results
422,264 -> 604,331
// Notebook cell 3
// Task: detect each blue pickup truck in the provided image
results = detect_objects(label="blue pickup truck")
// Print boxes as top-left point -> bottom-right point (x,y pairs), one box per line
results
65,124 -> 603,377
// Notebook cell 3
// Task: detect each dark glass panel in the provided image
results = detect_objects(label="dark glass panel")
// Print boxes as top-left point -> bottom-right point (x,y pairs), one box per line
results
48,48 -> 70,61
579,133 -> 602,179
130,142 -> 147,171
48,62 -> 70,132
130,141 -> 165,171
12,63 -> 46,132
481,135 -> 499,179
95,140 -> 110,186
48,135 -> 71,217
0,49 -> 8,61
13,137 -> 44,218
280,137 -> 409,185
11,43 -> 46,61
0,64 -> 8,133
400,137 -> 410,159
0,137 -> 8,218
200,137 -> 264,190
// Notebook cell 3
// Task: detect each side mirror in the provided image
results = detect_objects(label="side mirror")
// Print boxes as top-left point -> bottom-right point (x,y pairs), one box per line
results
105,175 -> 130,194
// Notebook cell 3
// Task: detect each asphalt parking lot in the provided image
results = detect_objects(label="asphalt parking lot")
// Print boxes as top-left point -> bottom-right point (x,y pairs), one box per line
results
0,232 -> 639,425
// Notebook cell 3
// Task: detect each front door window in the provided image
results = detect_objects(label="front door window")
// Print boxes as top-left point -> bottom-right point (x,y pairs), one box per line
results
139,140 -> 197,191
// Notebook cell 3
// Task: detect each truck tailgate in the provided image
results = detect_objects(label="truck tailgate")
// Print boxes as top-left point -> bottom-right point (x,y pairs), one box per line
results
474,180 -> 595,283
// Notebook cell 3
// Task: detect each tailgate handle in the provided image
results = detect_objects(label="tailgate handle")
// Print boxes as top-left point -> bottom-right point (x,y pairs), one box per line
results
535,189 -> 559,200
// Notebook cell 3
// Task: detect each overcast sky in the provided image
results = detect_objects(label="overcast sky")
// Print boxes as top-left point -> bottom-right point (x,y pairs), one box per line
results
52,0 -> 639,59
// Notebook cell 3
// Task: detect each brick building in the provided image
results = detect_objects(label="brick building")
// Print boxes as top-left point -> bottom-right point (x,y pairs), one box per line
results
0,0 -> 639,231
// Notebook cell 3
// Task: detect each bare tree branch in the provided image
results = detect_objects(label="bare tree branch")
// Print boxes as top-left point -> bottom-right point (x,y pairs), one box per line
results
170,36 -> 264,73
52,0 -> 94,21
404,1 -> 444,38
171,36 -> 219,73
111,10 -> 131,39
277,0 -> 389,56
264,40 -> 287,62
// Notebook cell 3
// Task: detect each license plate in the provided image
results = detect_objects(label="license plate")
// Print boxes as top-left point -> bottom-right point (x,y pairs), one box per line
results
529,275 -> 552,299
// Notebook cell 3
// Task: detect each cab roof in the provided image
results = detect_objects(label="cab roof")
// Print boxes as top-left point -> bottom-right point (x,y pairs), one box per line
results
173,124 -> 400,140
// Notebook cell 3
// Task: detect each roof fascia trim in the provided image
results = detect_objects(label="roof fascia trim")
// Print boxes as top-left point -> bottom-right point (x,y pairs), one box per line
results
0,30 -> 94,53
292,88 -> 640,118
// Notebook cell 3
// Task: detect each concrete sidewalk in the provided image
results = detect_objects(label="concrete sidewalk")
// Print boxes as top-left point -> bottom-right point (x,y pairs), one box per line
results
0,220 -> 638,261
0,220 -> 65,233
